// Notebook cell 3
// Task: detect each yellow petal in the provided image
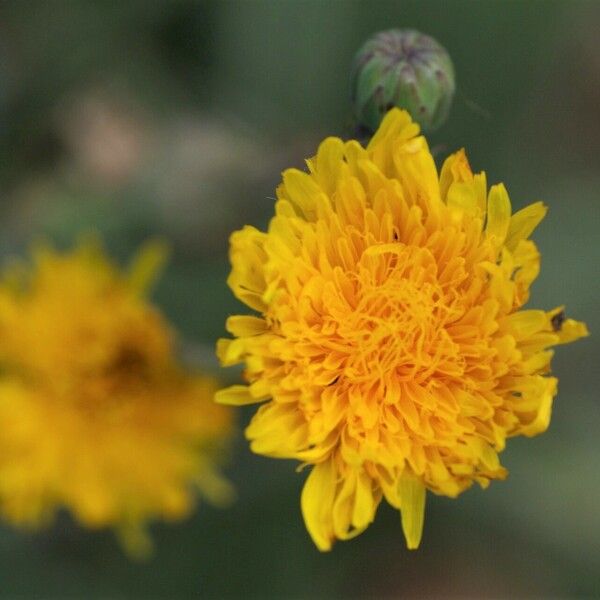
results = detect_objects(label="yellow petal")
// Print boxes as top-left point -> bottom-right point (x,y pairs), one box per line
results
214,385 -> 265,406
505,201 -> 547,251
555,319 -> 590,345
301,459 -> 337,551
194,465 -> 235,507
216,338 -> 247,366
398,472 -> 426,550
352,470 -> 376,530
332,471 -> 356,539
281,169 -> 324,221
228,226 -> 268,311
116,524 -> 153,560
367,108 -> 416,151
440,154 -> 487,215
439,148 -> 472,200
392,136 -> 440,208
128,239 -> 169,294
308,136 -> 345,195
486,183 -> 512,245
225,315 -> 268,337
518,377 -> 557,436
329,469 -> 375,541
447,182 -> 480,218
502,310 -> 548,340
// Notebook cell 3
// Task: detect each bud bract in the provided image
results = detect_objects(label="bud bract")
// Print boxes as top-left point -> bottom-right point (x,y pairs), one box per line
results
352,29 -> 455,133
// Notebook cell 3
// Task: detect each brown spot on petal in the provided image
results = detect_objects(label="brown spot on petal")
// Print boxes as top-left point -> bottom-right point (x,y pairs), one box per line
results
551,310 -> 566,332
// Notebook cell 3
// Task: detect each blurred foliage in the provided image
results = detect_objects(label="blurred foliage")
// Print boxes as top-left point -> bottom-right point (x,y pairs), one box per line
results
0,0 -> 598,597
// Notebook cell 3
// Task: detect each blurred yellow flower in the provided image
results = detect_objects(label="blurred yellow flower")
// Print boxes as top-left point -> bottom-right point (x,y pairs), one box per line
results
0,239 -> 233,556
217,109 -> 588,551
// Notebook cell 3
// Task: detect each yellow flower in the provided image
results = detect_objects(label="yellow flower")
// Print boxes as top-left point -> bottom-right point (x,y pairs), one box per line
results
0,239 -> 233,556
217,109 -> 588,551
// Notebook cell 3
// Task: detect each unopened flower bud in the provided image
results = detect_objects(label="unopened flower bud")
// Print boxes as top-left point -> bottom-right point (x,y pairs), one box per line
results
352,29 -> 455,133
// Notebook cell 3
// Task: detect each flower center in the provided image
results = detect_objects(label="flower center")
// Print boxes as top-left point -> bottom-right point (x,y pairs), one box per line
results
331,243 -> 465,388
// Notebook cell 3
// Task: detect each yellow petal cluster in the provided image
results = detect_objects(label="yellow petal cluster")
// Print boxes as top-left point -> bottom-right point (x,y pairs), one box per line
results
0,239 -> 233,556
217,109 -> 588,551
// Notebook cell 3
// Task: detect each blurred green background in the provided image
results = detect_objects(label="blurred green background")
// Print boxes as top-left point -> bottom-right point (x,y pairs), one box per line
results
0,0 -> 598,597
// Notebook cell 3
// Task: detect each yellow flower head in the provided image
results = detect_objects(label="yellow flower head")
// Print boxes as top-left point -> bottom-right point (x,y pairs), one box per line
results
217,109 -> 588,551
0,239 -> 233,556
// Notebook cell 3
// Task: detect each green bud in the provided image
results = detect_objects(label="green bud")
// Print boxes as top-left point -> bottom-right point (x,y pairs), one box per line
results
352,29 -> 455,133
